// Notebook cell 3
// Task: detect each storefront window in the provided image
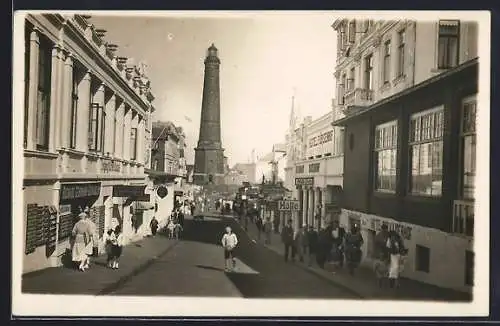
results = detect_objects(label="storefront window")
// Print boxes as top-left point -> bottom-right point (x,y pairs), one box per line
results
374,120 -> 398,192
409,107 -> 444,196
461,96 -> 476,200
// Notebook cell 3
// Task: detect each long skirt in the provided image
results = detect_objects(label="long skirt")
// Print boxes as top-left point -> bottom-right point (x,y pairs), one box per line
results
388,254 -> 401,279
72,235 -> 88,262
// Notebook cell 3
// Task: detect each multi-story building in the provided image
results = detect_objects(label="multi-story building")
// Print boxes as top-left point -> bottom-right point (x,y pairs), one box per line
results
331,18 -> 478,292
21,14 -> 155,273
146,121 -> 187,228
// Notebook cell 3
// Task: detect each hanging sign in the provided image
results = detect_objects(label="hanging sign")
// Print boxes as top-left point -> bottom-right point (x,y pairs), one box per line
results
157,186 -> 168,199
278,200 -> 300,211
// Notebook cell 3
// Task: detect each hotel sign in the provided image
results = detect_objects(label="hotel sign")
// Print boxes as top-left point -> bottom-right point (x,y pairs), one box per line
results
278,200 -> 300,211
60,183 -> 101,201
113,185 -> 147,198
309,130 -> 333,148
295,177 -> 314,186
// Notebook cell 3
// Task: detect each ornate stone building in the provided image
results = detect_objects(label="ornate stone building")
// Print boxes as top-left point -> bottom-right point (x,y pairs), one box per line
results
21,14 -> 155,273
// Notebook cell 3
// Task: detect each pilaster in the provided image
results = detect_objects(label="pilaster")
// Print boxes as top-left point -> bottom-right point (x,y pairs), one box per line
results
122,106 -> 132,161
104,93 -> 116,156
26,28 -> 40,150
114,100 -> 124,159
48,44 -> 63,152
59,53 -> 73,149
75,70 -> 91,152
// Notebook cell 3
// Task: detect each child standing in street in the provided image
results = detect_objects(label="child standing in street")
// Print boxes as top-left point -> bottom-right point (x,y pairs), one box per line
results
110,225 -> 124,269
221,226 -> 238,272
103,228 -> 116,268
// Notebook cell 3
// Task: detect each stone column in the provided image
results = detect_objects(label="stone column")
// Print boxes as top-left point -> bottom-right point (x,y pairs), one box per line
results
75,70 -> 91,152
48,44 -> 63,152
122,106 -> 132,161
302,188 -> 308,228
26,28 -> 40,150
104,93 -> 116,156
114,100 -> 124,159
321,187 -> 327,227
137,116 -> 145,164
95,83 -> 105,152
308,188 -> 314,226
59,53 -> 73,149
314,187 -> 321,229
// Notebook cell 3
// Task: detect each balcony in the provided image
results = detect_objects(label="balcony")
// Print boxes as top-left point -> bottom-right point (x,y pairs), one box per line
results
452,200 -> 474,238
343,88 -> 374,109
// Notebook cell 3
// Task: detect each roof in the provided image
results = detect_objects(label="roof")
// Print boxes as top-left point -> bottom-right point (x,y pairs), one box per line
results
332,58 -> 478,127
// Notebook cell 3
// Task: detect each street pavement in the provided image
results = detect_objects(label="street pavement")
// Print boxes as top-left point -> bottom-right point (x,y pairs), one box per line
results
21,214 -> 359,299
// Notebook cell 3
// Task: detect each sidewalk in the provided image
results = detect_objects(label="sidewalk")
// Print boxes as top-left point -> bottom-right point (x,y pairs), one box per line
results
22,234 -> 179,295
242,220 -> 472,301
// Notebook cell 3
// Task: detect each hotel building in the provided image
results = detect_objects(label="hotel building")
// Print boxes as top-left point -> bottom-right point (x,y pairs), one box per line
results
331,18 -> 478,292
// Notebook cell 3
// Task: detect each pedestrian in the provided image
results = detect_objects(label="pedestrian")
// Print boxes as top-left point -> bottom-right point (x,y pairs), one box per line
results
263,217 -> 272,244
71,208 -> 91,272
281,220 -> 294,262
386,230 -> 407,289
373,224 -> 390,287
316,226 -> 330,268
174,221 -> 183,240
305,225 -> 318,267
344,223 -> 364,276
150,216 -> 159,236
255,215 -> 263,240
178,208 -> 185,229
167,218 -> 176,239
81,207 -> 98,269
103,228 -> 116,268
330,220 -> 346,269
221,226 -> 238,272
110,225 -> 124,269
293,224 -> 306,262
191,202 -> 196,216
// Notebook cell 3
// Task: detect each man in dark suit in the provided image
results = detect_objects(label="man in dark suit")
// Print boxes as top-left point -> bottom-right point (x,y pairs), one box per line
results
281,220 -> 294,262
330,220 -> 346,267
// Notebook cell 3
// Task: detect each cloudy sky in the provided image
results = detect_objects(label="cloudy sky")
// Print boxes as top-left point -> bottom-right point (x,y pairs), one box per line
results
90,12 -> 337,166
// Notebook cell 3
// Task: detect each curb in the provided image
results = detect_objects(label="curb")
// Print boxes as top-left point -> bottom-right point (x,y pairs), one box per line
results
260,243 -> 365,299
97,239 -> 180,295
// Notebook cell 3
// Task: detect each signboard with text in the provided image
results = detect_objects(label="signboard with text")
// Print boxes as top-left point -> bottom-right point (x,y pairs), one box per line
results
295,177 -> 314,186
60,182 -> 101,201
113,185 -> 147,198
278,200 -> 300,211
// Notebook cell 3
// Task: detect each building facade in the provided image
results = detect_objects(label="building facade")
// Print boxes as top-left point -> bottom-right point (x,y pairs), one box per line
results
22,14 -> 154,273
146,121 -> 187,229
293,111 -> 344,231
332,18 -> 478,292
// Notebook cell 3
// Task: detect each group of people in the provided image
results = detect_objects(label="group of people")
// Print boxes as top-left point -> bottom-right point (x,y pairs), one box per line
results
103,225 -> 124,269
165,207 -> 185,240
70,206 -> 100,272
373,224 -> 408,288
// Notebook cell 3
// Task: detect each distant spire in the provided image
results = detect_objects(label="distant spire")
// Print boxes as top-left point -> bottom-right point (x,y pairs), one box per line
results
289,88 -> 298,132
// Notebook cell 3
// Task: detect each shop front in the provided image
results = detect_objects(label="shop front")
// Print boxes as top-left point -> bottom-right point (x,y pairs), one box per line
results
112,185 -> 151,243
58,182 -> 102,263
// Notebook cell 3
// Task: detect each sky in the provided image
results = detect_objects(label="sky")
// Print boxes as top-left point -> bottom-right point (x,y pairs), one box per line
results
90,13 -> 337,166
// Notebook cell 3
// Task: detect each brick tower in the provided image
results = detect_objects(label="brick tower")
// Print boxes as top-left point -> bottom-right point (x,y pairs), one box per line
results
193,44 -> 225,185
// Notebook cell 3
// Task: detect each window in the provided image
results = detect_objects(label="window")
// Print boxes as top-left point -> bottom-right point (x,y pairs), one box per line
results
295,165 -> 304,174
465,250 -> 474,286
374,121 -> 398,192
347,67 -> 355,91
309,163 -> 320,173
24,24 -> 31,148
70,67 -> 79,149
153,159 -> 159,171
409,107 -> 444,196
36,36 -> 52,151
364,54 -> 373,90
397,29 -> 406,77
348,20 -> 356,43
461,96 -> 476,200
438,20 -> 460,69
339,23 -> 347,50
333,128 -> 344,156
415,245 -> 430,273
130,127 -> 137,160
88,103 -> 105,152
383,40 -> 391,84
338,74 -> 346,105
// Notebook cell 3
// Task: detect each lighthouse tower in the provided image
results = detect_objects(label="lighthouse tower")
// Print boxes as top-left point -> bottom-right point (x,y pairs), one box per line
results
193,44 -> 225,185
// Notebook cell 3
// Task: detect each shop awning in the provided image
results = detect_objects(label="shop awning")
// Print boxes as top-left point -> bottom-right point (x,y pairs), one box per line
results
135,202 -> 155,210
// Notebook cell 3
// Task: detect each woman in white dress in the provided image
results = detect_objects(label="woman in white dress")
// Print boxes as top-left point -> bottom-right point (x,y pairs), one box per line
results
386,231 -> 406,289
83,207 -> 98,270
71,210 -> 91,271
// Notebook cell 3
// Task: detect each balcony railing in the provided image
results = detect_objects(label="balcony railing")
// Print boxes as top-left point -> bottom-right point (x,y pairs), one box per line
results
344,87 -> 374,107
452,200 -> 474,237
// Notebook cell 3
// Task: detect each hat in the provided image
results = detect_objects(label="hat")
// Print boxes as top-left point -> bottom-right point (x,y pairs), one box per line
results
84,206 -> 90,213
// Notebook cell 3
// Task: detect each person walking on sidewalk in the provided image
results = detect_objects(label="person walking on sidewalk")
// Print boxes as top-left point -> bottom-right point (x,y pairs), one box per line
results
293,225 -> 306,262
255,215 -> 263,241
71,209 -> 91,272
330,220 -> 346,269
305,226 -> 318,267
83,207 -> 98,270
281,220 -> 294,262
263,216 -> 272,244
103,228 -> 116,268
150,216 -> 159,236
316,226 -> 330,269
110,225 -> 124,269
344,223 -> 364,276
373,223 -> 390,287
386,230 -> 407,289
221,226 -> 238,272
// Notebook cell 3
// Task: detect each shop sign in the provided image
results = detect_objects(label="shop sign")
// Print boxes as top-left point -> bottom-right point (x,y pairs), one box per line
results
113,185 -> 147,198
348,210 -> 413,241
265,201 -> 278,210
278,200 -> 300,211
59,204 -> 72,215
295,177 -> 314,186
60,182 -> 101,201
102,159 -> 121,173
309,130 -> 333,148
325,203 -> 341,214
157,186 -> 168,199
